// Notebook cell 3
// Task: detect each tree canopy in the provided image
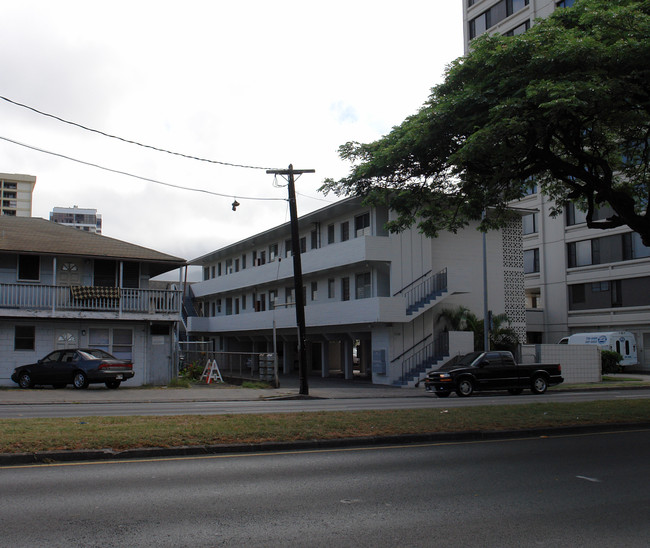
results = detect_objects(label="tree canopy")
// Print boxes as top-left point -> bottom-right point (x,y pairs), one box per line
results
321,0 -> 650,245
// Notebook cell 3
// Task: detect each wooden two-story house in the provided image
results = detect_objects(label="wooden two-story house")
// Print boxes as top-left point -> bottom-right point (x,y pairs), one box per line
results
0,216 -> 185,386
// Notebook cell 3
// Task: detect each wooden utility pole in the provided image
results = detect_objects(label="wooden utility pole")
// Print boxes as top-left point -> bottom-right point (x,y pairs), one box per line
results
266,164 -> 315,395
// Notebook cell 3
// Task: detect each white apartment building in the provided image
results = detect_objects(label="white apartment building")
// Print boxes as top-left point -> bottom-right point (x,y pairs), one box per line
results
187,197 -> 526,386
50,206 -> 102,234
463,0 -> 650,370
1,173 -> 36,217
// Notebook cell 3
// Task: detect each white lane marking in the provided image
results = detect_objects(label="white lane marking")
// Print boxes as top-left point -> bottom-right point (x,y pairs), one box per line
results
576,475 -> 602,483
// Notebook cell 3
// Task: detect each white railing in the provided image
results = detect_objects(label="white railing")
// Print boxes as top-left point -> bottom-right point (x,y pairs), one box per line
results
0,283 -> 181,314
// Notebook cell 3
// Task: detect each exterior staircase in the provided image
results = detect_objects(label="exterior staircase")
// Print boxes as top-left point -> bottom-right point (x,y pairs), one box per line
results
404,268 -> 448,316
392,333 -> 450,387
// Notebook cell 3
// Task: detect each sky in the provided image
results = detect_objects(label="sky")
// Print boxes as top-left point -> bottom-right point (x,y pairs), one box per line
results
0,1 -> 464,278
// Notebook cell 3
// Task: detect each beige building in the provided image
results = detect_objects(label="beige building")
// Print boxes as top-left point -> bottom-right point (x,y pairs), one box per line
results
462,0 -> 650,370
1,173 -> 36,217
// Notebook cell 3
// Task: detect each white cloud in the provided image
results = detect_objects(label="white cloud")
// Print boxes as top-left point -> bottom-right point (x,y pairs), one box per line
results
0,0 -> 463,262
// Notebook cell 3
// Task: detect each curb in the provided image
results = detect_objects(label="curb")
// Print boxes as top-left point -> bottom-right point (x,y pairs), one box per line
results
2,421 -> 649,467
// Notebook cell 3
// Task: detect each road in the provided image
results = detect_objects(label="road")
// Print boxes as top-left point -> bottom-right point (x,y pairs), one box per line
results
0,388 -> 648,418
1,429 -> 649,547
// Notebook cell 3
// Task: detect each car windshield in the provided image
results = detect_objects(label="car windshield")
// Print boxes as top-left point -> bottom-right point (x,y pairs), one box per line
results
79,349 -> 117,360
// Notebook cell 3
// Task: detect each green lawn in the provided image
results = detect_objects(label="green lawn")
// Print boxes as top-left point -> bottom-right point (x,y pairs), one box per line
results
2,399 -> 649,454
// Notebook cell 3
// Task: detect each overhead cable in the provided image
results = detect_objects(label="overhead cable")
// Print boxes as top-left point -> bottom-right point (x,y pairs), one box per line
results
0,94 -> 275,171
0,135 -> 286,202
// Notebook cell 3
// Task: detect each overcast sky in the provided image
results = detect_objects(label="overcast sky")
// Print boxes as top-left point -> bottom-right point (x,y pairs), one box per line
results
1,1 -> 463,274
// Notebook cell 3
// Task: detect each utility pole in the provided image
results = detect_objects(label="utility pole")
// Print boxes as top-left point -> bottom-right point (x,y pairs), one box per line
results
266,164 -> 315,395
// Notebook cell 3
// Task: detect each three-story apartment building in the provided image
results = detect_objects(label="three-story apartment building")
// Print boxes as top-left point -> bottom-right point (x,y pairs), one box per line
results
187,197 -> 526,386
0,216 -> 185,386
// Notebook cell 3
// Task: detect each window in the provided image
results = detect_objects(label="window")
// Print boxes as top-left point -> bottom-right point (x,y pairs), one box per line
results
94,259 -> 116,287
285,287 -> 295,305
469,0 -> 529,40
623,232 -> 650,261
235,298 -> 240,315
355,213 -> 370,237
241,295 -> 246,310
523,249 -> 539,274
216,299 -> 222,313
269,243 -> 278,262
269,290 -> 277,310
259,251 -> 266,265
355,272 -> 371,299
89,328 -> 132,359
203,267 -> 210,281
328,278 -> 335,299
18,255 -> 40,281
122,262 -> 139,288
311,230 -> 318,250
568,240 -> 594,267
241,254 -> 247,269
504,19 -> 529,36
341,277 -> 350,301
522,213 -> 537,235
556,0 -> 575,7
14,325 -> 35,350
235,258 -> 240,272
285,239 -> 293,258
569,284 -> 585,305
226,258 -> 233,274
299,237 -> 306,254
226,298 -> 233,315
341,222 -> 350,242
112,329 -> 133,360
311,281 -> 318,301
217,262 -> 222,276
327,224 -> 335,244
591,281 -> 609,292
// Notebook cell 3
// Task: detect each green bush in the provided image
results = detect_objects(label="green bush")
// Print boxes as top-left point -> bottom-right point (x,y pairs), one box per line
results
601,350 -> 623,374
179,362 -> 205,381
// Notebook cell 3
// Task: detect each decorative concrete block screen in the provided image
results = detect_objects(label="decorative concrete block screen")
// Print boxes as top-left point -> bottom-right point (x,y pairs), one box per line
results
520,344 -> 601,384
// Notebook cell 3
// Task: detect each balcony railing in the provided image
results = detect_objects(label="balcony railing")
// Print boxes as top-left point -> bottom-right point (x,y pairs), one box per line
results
0,283 -> 181,315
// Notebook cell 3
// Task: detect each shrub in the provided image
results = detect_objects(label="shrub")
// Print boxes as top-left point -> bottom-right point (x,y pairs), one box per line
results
601,350 -> 623,374
179,362 -> 205,381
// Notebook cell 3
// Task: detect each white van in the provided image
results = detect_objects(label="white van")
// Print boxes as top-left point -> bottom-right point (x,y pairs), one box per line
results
558,331 -> 638,367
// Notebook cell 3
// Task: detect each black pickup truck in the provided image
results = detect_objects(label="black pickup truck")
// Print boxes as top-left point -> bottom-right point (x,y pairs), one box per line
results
423,351 -> 563,398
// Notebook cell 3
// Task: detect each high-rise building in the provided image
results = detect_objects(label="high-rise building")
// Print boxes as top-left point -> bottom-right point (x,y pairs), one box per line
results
0,173 -> 36,217
461,0 -> 650,370
50,206 -> 102,234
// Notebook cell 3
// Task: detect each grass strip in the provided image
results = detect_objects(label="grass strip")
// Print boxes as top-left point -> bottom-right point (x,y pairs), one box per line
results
1,399 -> 649,454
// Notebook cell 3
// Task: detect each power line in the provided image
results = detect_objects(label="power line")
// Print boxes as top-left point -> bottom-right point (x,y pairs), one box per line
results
0,135 -> 286,202
0,94 -> 275,171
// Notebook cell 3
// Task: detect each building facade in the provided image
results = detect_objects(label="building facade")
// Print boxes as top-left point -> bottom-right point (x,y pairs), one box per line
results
0,217 -> 185,386
186,197 -> 525,386
50,206 -> 102,234
1,172 -> 36,217
462,0 -> 650,370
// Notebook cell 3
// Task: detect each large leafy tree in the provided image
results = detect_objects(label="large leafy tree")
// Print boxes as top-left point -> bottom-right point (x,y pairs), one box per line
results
322,0 -> 650,245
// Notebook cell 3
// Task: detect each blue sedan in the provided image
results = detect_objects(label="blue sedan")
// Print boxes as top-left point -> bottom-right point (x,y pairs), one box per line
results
11,348 -> 134,389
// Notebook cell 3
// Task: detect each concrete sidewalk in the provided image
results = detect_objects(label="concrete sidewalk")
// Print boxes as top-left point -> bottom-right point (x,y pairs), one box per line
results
2,372 -> 649,405
0,375 -> 422,404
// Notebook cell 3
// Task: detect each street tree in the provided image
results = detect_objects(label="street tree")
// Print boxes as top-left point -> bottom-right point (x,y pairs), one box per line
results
321,0 -> 650,245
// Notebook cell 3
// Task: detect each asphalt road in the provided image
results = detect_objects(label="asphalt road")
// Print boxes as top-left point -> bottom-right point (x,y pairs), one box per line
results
1,388 -> 648,418
1,429 -> 649,547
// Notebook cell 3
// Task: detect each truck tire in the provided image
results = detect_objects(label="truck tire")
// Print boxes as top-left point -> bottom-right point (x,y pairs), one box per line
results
531,375 -> 548,394
456,378 -> 474,397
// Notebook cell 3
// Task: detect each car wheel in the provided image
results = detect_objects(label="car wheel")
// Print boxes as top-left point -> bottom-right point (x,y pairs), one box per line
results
73,371 -> 89,389
52,383 -> 67,389
18,372 -> 34,389
531,375 -> 548,395
508,388 -> 523,395
435,391 -> 451,398
105,380 -> 121,389
456,378 -> 474,397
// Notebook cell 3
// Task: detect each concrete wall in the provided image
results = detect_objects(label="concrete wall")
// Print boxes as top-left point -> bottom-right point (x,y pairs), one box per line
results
521,344 -> 601,384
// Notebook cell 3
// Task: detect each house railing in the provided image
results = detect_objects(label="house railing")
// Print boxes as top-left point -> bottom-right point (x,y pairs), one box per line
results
395,331 -> 450,386
404,268 -> 448,316
0,283 -> 181,314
